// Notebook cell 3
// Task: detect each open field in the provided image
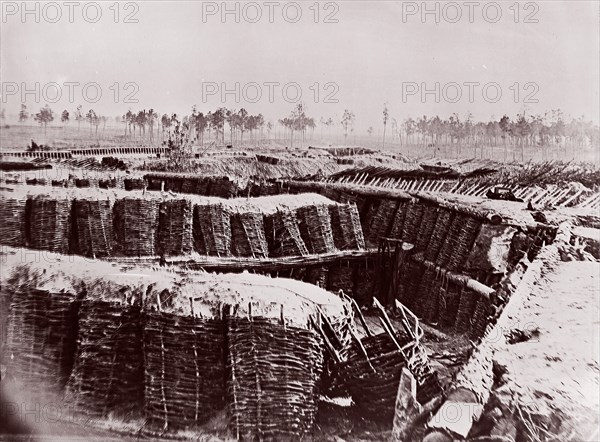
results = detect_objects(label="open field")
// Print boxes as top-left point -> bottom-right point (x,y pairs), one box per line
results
3,123 -> 598,164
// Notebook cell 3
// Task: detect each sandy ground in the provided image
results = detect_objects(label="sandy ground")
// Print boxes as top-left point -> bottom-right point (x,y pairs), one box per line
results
491,259 -> 600,441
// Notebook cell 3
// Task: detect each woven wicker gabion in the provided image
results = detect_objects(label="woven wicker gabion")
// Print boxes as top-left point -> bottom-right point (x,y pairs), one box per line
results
181,177 -> 195,194
28,195 -> 71,253
424,209 -> 454,262
318,186 -> 342,202
210,177 -> 238,198
326,263 -> 354,296
446,215 -> 482,272
337,332 -> 440,424
328,203 -> 365,251
297,204 -> 336,255
338,333 -> 411,424
353,262 -> 377,306
415,204 -> 439,252
402,202 -> 425,245
124,178 -> 145,191
388,200 -> 409,239
454,288 -> 479,333
113,197 -> 159,257
304,266 -> 329,289
193,178 -> 211,196
397,260 -> 426,311
227,313 -> 324,440
144,299 -> 226,430
193,204 -> 232,257
469,297 -> 491,340
193,204 -> 231,256
144,174 -> 240,198
230,211 -> 269,258
73,198 -> 114,258
438,283 -> 463,328
99,178 -> 118,189
157,199 -> 194,256
66,283 -> 144,418
417,267 -> 440,323
0,284 -> 10,365
364,198 -> 399,248
75,178 -> 91,188
5,274 -> 79,399
264,209 -> 309,257
435,214 -> 465,269
0,194 -> 28,247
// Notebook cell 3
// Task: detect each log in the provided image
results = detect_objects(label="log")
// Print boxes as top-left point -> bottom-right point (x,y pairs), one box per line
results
411,253 -> 495,300
410,191 -> 502,225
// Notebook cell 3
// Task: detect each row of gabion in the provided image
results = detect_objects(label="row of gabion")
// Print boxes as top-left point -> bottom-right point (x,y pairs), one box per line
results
0,193 -> 365,258
389,203 -> 486,334
145,174 -> 239,198
301,191 -> 489,333
3,283 -> 325,439
306,189 -> 488,332
396,259 -> 491,338
298,187 -> 482,269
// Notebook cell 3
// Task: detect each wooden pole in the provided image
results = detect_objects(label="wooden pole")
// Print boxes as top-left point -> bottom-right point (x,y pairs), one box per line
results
388,241 -> 415,306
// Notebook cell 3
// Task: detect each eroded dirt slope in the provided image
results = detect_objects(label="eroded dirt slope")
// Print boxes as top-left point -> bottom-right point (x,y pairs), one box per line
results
492,259 -> 600,441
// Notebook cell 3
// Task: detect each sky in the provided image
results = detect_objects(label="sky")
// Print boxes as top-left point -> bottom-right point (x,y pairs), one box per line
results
1,1 -> 599,131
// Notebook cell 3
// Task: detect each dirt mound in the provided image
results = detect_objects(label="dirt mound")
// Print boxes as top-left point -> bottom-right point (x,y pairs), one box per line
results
487,259 -> 600,441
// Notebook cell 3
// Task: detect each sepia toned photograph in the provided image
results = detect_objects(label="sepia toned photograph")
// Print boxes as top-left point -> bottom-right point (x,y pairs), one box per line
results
0,1 -> 599,441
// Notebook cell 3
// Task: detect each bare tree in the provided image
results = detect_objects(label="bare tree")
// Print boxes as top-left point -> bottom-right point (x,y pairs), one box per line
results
19,104 -> 29,123
382,103 -> 389,149
74,105 -> 84,134
85,109 -> 97,135
238,108 -> 249,146
341,109 -> 355,141
147,109 -> 157,144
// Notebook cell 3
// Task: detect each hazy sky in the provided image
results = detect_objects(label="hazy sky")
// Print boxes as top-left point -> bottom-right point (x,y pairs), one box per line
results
1,1 -> 599,130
